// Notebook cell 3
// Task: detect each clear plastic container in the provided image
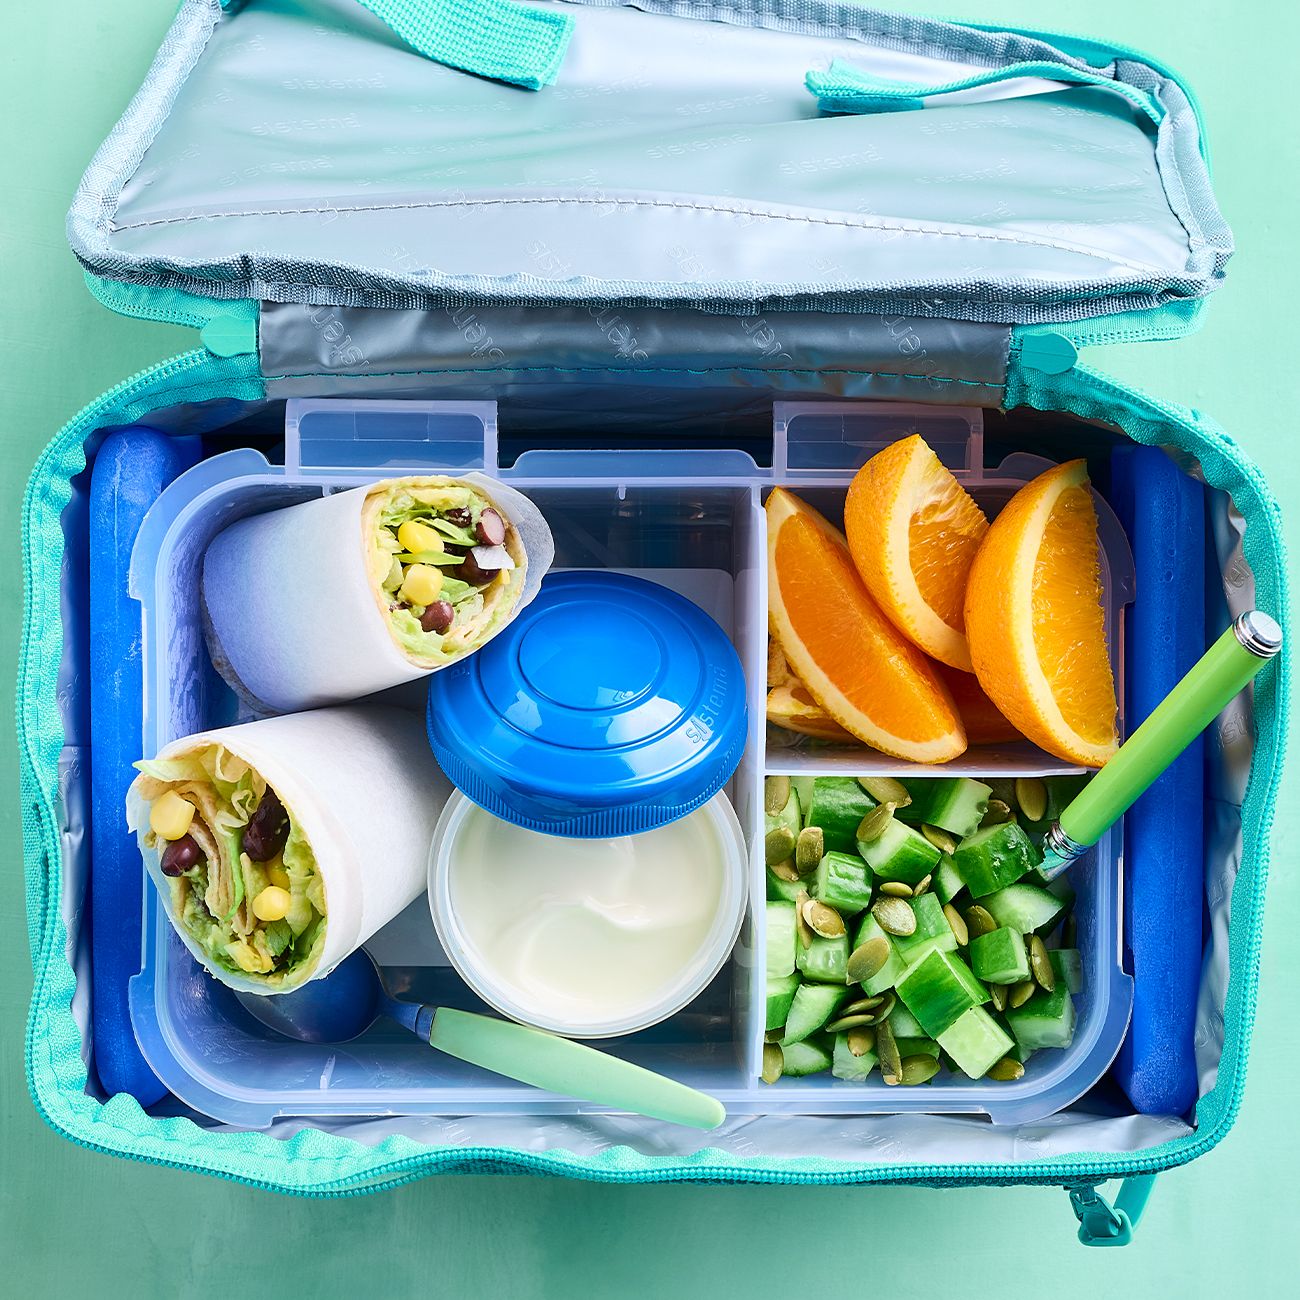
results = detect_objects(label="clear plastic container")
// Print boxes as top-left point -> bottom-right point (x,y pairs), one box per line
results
127,397 -> 1133,1127
428,790 -> 748,1038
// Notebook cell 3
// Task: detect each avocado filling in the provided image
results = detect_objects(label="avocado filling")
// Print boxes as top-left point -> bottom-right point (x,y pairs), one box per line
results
134,744 -> 326,986
369,483 -> 521,663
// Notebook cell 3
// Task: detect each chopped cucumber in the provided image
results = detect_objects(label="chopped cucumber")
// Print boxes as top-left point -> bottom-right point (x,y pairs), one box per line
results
857,819 -> 941,884
765,864 -> 804,903
1005,973 -> 1077,1050
782,1037 -> 833,1077
933,853 -> 966,905
937,1007 -> 1015,1079
895,1036 -> 941,1060
895,949 -> 989,1037
900,777 -> 992,839
981,882 -> 1067,934
894,890 -> 959,965
791,777 -> 817,822
831,1034 -> 877,1081
887,1002 -> 927,1040
780,983 -> 849,1046
969,926 -> 1031,985
766,972 -> 801,1031
812,850 -> 874,915
1055,948 -> 1084,995
852,913 -> 907,994
765,785 -> 802,841
797,932 -> 850,984
952,819 -> 1041,897
807,777 -> 875,853
766,901 -> 797,979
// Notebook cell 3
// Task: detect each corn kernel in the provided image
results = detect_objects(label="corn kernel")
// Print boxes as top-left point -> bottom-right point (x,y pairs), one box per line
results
251,885 -> 291,923
149,790 -> 195,841
399,563 -> 444,607
397,519 -> 444,555
267,862 -> 291,890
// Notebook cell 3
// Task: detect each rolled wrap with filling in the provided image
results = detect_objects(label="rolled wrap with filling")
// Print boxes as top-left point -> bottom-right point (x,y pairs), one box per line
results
126,705 -> 448,994
203,475 -> 554,712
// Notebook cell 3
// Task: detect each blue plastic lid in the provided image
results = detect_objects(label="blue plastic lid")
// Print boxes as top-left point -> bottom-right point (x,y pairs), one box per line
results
426,571 -> 748,837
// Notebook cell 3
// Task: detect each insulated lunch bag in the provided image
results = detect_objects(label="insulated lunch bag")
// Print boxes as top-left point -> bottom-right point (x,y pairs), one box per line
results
19,0 -> 1288,1243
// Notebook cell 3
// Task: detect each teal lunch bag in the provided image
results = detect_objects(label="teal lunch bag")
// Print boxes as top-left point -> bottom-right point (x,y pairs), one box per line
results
19,0 -> 1287,1243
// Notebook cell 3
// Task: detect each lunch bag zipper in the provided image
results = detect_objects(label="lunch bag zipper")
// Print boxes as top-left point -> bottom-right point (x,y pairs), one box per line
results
18,350 -> 1284,1199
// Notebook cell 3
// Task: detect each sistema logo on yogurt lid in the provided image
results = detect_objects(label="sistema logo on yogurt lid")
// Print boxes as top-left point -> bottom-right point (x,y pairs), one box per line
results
425,570 -> 748,838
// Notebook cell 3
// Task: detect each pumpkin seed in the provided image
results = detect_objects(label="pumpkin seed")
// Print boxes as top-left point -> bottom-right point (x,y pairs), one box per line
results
856,801 -> 897,843
981,798 -> 1014,826
1009,979 -> 1037,1009
986,1056 -> 1024,1082
943,902 -> 969,947
876,1019 -> 902,1083
846,936 -> 892,984
900,1054 -> 941,1086
857,776 -> 912,808
765,825 -> 796,865
761,1041 -> 784,1084
803,897 -> 846,939
1030,934 -> 1056,992
1014,777 -> 1048,824
764,774 -> 792,814
825,1012 -> 878,1033
794,889 -> 813,950
964,903 -> 997,939
989,982 -> 1009,1012
921,823 -> 957,855
840,994 -> 883,1017
913,873 -> 933,896
872,895 -> 917,936
879,880 -> 913,898
770,856 -> 801,883
870,989 -> 897,1023
795,826 -> 825,876
846,1026 -> 876,1057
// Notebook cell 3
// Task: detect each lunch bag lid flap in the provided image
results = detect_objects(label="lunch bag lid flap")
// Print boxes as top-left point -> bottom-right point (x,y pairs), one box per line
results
68,0 -> 1232,337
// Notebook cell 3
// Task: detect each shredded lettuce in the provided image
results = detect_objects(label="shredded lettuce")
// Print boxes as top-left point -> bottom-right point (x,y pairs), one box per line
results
140,741 -> 324,983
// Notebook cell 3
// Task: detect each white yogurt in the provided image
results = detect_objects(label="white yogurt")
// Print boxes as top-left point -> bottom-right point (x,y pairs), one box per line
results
429,793 -> 747,1037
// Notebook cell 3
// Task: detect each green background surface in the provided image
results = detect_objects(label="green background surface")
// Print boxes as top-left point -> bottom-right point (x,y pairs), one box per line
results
1,1 -> 1296,1293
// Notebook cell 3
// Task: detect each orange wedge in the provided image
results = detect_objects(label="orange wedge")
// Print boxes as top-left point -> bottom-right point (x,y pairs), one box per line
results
934,662 -> 1024,746
964,460 -> 1118,766
844,434 -> 988,671
766,679 -> 855,743
767,487 -> 965,763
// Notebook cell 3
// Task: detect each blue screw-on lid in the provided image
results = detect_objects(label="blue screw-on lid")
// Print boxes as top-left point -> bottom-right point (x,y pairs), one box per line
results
426,571 -> 748,837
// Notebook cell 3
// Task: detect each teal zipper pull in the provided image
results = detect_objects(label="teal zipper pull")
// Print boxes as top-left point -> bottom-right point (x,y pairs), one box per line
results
1016,332 -> 1078,375
1070,1176 -> 1157,1246
806,58 -> 1163,126
201,315 -> 257,359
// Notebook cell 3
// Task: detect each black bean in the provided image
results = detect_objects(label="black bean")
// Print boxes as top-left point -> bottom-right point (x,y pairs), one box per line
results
161,834 -> 203,877
443,507 -> 472,528
455,551 -> 496,585
475,508 -> 506,547
420,601 -> 455,634
242,787 -> 290,862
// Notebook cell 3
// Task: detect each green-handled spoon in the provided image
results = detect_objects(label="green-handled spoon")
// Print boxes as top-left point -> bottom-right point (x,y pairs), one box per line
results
237,950 -> 725,1130
1039,609 -> 1283,880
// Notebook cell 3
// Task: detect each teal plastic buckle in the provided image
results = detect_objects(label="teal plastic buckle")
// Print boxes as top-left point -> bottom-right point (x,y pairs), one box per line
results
1069,1177 -> 1157,1247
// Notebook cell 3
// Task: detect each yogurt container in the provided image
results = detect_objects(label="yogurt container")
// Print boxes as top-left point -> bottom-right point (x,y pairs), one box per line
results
428,790 -> 748,1037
